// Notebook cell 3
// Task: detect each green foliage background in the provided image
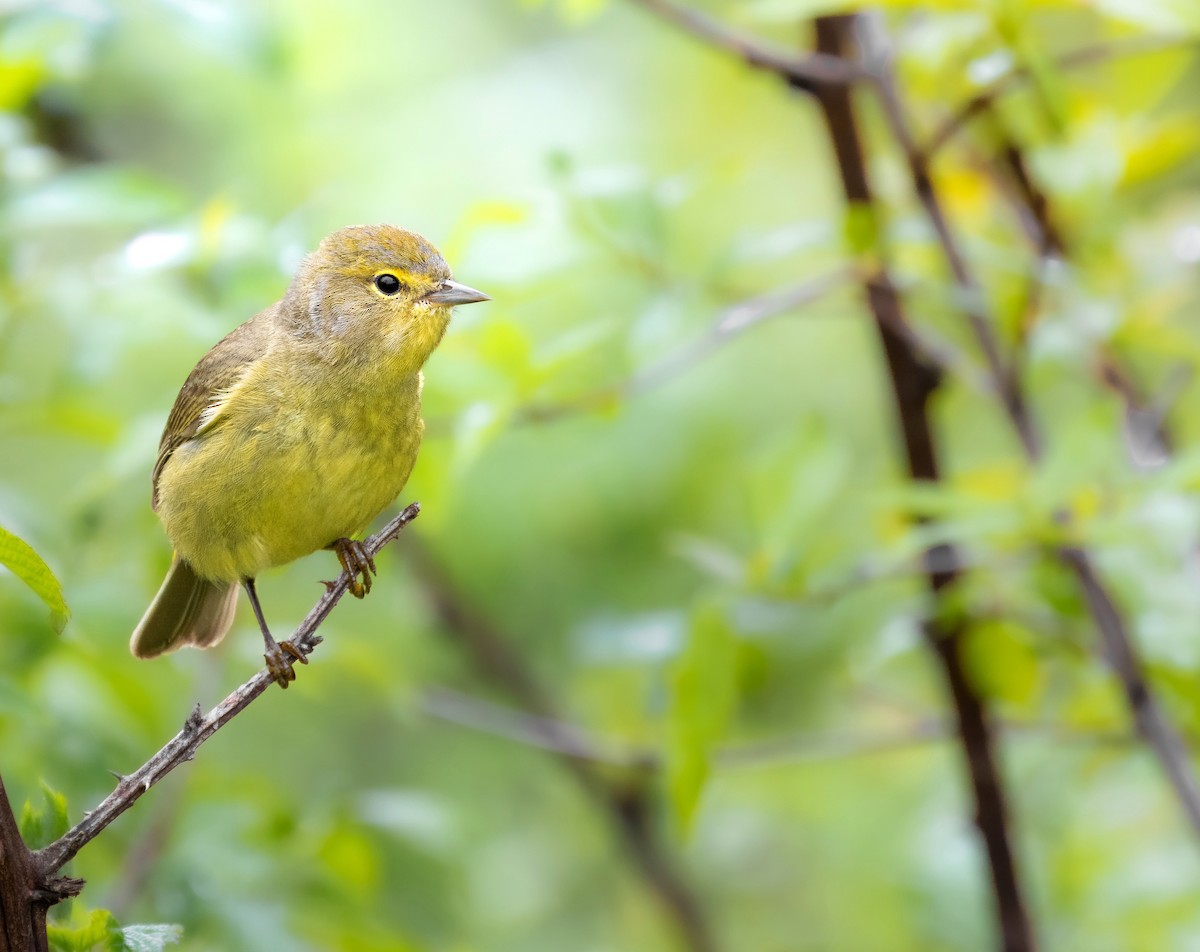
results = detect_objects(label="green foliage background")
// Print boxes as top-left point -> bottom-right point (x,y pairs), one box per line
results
2,0 -> 1200,949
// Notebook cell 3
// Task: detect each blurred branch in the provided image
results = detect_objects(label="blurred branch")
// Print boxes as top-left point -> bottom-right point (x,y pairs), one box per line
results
625,0 -> 862,89
422,687 -> 651,766
31,503 -> 422,881
870,25 -> 1200,842
409,545 -> 722,952
521,268 -> 852,424
866,42 -> 1042,460
924,35 -> 1198,159
807,16 -> 1036,951
422,688 -> 1163,769
1060,547 -> 1200,834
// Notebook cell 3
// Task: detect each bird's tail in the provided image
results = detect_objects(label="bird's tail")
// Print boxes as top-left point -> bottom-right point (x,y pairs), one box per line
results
130,557 -> 238,658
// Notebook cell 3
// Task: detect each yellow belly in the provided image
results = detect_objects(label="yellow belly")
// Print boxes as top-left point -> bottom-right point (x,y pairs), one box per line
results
155,370 -> 424,582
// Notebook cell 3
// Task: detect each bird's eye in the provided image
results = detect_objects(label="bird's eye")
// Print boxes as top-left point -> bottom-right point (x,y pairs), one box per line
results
374,273 -> 402,295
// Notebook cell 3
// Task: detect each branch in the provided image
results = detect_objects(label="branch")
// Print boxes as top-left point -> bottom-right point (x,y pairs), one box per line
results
809,15 -> 1036,951
1060,547 -> 1200,832
866,38 -> 1200,844
409,545 -> 721,952
925,35 -> 1199,160
0,775 -> 50,952
625,0 -> 862,88
422,688 -> 1166,769
520,268 -> 853,424
866,58 -> 1042,459
33,502 -> 421,879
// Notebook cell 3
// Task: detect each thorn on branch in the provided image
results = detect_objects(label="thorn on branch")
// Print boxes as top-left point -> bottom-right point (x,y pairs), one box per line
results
31,876 -> 85,904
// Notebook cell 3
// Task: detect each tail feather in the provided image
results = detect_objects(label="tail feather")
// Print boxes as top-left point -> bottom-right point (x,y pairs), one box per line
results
130,557 -> 238,658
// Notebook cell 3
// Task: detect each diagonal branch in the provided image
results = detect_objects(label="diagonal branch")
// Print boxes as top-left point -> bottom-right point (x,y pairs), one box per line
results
520,268 -> 853,424
33,502 -> 422,879
625,0 -> 862,87
409,545 -> 721,952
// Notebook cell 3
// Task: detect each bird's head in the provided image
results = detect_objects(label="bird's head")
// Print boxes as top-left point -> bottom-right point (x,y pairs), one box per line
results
284,224 -> 488,368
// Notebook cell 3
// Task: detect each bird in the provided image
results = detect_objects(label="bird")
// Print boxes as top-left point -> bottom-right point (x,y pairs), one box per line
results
130,224 -> 488,686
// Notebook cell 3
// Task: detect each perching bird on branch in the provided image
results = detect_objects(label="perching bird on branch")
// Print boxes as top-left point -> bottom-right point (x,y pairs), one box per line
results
130,225 -> 488,686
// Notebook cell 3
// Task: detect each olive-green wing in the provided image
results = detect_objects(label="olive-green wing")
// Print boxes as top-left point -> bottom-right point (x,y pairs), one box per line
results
151,307 -> 275,510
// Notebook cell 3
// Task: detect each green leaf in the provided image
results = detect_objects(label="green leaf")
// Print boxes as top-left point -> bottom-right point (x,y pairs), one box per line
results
0,526 -> 69,633
665,602 -> 739,833
19,781 -> 69,850
842,201 -> 881,258
48,909 -> 123,952
960,620 -> 1043,708
118,924 -> 184,952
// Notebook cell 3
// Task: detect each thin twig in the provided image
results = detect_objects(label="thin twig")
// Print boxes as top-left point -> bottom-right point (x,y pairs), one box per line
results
421,689 -> 1163,770
1060,547 -> 1200,833
925,35 -> 1199,159
865,57 -> 1042,460
625,0 -> 862,88
870,34 -> 1200,842
33,502 -> 421,878
421,687 -> 648,766
519,268 -> 853,424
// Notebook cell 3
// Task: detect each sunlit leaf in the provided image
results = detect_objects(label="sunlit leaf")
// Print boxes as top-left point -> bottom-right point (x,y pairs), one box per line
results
961,619 -> 1043,708
48,909 -> 123,952
665,602 -> 738,832
0,526 -> 69,633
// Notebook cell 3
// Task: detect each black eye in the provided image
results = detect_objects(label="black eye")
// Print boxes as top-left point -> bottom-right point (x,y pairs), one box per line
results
374,273 -> 402,295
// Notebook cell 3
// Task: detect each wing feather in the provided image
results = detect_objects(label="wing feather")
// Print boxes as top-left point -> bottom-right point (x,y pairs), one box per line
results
151,306 -> 276,509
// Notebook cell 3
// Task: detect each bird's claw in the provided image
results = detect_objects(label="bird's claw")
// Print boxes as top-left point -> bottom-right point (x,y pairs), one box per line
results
332,537 -> 376,599
264,639 -> 309,689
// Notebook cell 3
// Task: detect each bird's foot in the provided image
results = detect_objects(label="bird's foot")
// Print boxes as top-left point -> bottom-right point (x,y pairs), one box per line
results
264,638 -> 309,689
330,537 -> 376,598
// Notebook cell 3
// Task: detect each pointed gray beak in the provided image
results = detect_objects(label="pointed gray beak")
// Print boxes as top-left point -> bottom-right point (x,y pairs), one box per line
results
425,280 -> 490,306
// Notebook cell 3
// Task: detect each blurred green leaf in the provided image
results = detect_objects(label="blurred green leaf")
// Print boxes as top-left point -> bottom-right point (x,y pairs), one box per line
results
960,619 -> 1043,708
19,780 -> 69,849
48,910 -> 122,952
0,525 -> 69,633
665,601 -> 739,832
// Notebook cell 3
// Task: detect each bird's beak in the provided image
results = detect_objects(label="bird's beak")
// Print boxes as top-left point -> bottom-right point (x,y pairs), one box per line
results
425,280 -> 490,306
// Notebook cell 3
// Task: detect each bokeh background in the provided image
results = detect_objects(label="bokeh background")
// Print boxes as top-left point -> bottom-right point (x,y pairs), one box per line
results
3,0 -> 1200,949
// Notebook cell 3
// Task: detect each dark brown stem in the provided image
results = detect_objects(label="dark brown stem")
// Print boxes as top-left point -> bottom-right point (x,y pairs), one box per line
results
893,49 -> 1200,841
410,546 -> 720,952
33,503 -> 421,879
866,60 -> 1042,460
0,775 -> 49,952
625,0 -> 861,88
811,16 -> 1036,952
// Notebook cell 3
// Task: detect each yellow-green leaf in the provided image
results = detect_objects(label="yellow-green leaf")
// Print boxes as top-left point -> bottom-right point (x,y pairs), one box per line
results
665,602 -> 738,833
961,619 -> 1043,708
0,526 -> 69,633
